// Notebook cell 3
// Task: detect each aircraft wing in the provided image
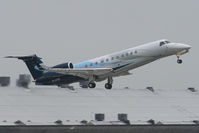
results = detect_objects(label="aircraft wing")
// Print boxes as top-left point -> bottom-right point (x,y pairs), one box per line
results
40,65 -> 113,79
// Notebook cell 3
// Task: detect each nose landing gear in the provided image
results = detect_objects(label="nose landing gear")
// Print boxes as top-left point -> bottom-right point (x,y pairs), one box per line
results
176,53 -> 183,64
177,58 -> 183,64
177,59 -> 183,64
176,49 -> 189,64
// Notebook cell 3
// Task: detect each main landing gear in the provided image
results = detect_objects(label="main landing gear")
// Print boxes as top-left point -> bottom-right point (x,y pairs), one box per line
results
88,76 -> 113,89
105,77 -> 113,90
105,83 -> 112,89
88,76 -> 96,88
88,82 -> 96,88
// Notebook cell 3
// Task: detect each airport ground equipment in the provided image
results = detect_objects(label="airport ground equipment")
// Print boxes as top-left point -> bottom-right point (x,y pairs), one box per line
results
0,76 -> 10,87
188,87 -> 196,92
16,74 -> 31,88
146,87 -> 154,92
95,114 -> 105,121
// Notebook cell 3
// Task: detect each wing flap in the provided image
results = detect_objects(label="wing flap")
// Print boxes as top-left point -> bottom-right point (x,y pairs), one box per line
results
41,65 -> 113,79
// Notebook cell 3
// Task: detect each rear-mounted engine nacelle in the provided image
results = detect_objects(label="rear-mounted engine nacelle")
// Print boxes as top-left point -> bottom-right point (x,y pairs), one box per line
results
52,62 -> 73,69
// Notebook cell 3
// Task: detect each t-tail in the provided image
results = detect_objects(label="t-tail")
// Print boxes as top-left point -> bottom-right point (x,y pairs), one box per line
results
5,54 -> 44,80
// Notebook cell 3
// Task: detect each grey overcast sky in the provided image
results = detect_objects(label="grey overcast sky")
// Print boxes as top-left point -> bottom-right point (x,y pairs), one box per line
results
0,0 -> 198,89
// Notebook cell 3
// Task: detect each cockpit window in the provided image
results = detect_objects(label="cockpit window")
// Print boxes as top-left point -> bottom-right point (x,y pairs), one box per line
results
160,41 -> 170,46
160,41 -> 165,46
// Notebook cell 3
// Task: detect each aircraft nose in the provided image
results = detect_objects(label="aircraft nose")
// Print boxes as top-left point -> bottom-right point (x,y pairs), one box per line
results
180,44 -> 191,50
168,43 -> 191,51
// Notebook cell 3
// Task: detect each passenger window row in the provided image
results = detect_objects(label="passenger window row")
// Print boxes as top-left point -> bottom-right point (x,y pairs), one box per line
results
85,50 -> 137,68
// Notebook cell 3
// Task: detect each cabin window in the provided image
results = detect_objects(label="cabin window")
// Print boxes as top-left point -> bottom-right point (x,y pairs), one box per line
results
101,60 -> 104,63
130,52 -> 133,55
90,63 -> 93,66
85,64 -> 88,68
116,56 -> 119,59
121,54 -> 124,57
111,57 -> 114,60
134,50 -> 137,54
95,62 -> 98,65
126,53 -> 129,56
106,59 -> 109,62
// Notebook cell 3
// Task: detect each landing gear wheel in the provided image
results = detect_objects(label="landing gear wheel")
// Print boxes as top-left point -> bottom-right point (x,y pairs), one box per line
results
177,59 -> 183,64
105,83 -> 112,89
88,82 -> 96,88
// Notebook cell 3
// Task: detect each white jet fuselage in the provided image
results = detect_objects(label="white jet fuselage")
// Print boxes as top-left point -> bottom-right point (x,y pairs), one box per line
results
74,39 -> 191,82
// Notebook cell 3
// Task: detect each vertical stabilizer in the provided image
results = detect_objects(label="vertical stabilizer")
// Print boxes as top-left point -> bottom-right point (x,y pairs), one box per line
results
5,54 -> 44,80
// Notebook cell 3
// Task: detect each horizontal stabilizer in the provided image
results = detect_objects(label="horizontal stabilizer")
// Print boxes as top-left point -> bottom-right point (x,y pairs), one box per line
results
5,55 -> 42,60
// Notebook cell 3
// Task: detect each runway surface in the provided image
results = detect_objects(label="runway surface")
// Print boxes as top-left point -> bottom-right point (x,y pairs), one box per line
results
0,86 -> 198,125
0,125 -> 199,133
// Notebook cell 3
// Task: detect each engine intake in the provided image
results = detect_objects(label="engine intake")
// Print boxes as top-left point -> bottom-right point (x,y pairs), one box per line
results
68,62 -> 74,69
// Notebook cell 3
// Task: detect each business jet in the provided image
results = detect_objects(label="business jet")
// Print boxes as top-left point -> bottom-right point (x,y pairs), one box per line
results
6,39 -> 191,89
